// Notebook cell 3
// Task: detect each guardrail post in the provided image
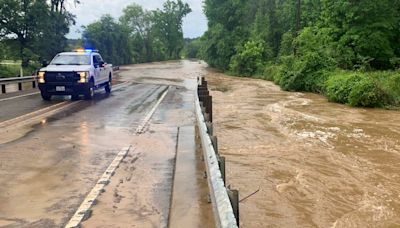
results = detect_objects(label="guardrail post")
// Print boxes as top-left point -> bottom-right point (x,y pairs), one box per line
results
197,77 -> 239,227
227,188 -> 240,226
207,96 -> 213,123
206,122 -> 213,135
32,81 -> 36,89
18,82 -> 22,91
218,156 -> 226,185
1,84 -> 5,94
211,136 -> 218,154
201,77 -> 208,88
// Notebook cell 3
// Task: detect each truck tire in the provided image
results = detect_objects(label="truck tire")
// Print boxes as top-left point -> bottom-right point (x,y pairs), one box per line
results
41,92 -> 51,101
84,81 -> 95,100
105,81 -> 111,94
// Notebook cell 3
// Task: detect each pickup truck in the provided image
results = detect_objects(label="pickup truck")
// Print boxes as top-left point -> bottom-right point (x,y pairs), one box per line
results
38,49 -> 113,100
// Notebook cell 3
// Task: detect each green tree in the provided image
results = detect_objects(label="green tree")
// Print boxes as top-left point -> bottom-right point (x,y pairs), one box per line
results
152,0 -> 192,59
183,38 -> 202,59
0,0 -> 75,69
0,0 -> 49,67
83,15 -> 132,65
202,0 -> 247,70
320,0 -> 398,69
120,3 -> 156,63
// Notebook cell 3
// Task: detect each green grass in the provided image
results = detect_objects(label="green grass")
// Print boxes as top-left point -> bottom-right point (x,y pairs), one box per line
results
0,63 -> 39,78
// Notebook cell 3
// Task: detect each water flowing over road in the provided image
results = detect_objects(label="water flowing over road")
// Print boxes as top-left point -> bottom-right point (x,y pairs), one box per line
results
0,61 -> 212,228
206,69 -> 400,228
1,61 -> 399,228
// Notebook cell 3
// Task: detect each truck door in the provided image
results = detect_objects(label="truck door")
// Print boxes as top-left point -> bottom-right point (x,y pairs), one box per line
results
92,54 -> 101,84
95,54 -> 107,83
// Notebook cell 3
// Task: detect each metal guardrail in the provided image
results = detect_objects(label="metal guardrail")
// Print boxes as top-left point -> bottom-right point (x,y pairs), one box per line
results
196,77 -> 239,228
0,66 -> 120,94
0,76 -> 36,94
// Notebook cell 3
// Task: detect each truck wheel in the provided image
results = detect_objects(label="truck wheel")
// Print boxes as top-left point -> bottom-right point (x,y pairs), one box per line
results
41,92 -> 51,101
84,82 -> 95,100
105,82 -> 111,94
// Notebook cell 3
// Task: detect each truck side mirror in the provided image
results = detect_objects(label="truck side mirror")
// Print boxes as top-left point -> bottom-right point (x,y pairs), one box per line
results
100,61 -> 105,68
42,60 -> 49,67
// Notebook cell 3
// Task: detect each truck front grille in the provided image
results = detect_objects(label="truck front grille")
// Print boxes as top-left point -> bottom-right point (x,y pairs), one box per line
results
44,72 -> 80,83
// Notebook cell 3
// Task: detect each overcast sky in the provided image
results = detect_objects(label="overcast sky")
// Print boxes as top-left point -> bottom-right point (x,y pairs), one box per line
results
66,0 -> 208,39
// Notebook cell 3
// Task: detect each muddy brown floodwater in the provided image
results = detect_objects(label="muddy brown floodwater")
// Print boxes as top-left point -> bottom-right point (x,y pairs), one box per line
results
205,68 -> 400,228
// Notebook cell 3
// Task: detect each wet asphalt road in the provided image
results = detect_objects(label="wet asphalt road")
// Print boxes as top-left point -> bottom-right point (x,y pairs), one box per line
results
0,93 -> 62,123
0,61 -> 209,227
0,83 -> 168,226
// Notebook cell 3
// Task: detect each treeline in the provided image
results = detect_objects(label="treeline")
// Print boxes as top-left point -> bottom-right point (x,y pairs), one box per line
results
82,0 -> 191,66
0,0 -> 75,67
0,0 -> 191,77
200,0 -> 400,107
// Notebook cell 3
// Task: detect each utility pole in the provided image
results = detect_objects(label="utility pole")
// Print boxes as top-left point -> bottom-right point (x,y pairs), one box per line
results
294,0 -> 301,55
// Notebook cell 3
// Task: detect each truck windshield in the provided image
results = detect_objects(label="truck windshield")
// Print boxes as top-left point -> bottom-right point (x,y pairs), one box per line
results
50,55 -> 91,65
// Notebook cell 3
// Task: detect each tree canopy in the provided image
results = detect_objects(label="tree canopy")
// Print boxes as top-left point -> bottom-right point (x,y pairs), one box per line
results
0,0 -> 75,67
0,0 -> 191,72
202,0 -> 400,72
201,0 -> 400,107
83,0 -> 191,65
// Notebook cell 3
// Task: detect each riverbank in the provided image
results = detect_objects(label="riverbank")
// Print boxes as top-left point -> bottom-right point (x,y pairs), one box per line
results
255,65 -> 400,108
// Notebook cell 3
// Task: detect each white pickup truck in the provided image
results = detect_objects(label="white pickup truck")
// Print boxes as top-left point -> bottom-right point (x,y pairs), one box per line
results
38,49 -> 113,100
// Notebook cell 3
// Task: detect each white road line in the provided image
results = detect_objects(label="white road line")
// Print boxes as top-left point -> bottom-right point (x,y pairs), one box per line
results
135,86 -> 170,134
65,146 -> 133,228
0,81 -> 130,103
65,85 -> 170,228
0,101 -> 70,129
0,92 -> 40,102
0,82 -> 130,129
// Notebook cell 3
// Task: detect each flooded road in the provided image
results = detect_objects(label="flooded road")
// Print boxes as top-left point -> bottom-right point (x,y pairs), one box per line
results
205,69 -> 400,227
0,61 -> 212,228
2,60 -> 398,227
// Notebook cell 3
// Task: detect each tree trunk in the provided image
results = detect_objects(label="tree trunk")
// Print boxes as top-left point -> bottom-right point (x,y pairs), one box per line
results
19,37 -> 29,69
294,0 -> 301,56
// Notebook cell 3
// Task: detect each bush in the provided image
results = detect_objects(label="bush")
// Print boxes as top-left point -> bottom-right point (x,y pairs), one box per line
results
278,27 -> 336,92
348,77 -> 387,107
369,71 -> 400,106
326,73 -> 363,103
229,40 -> 266,76
278,52 -> 333,93
260,64 -> 282,83
326,72 -> 391,107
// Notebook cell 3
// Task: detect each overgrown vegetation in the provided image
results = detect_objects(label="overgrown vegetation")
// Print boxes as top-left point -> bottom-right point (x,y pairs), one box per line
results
0,0 -> 191,77
201,0 -> 400,108
182,38 -> 202,59
83,1 -> 191,65
0,64 -> 38,78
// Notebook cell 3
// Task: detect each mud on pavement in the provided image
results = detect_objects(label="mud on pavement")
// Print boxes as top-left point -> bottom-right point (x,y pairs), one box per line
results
0,61 -> 212,228
205,68 -> 400,228
79,61 -> 214,228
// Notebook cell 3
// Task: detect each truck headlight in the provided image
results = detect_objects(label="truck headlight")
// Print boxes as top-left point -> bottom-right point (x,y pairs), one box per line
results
78,72 -> 88,83
38,72 -> 45,83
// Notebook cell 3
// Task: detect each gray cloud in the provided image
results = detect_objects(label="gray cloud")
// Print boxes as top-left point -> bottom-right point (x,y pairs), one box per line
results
66,0 -> 207,39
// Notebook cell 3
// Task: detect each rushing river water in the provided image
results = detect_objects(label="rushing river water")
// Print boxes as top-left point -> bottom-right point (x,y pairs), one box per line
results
205,68 -> 400,228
